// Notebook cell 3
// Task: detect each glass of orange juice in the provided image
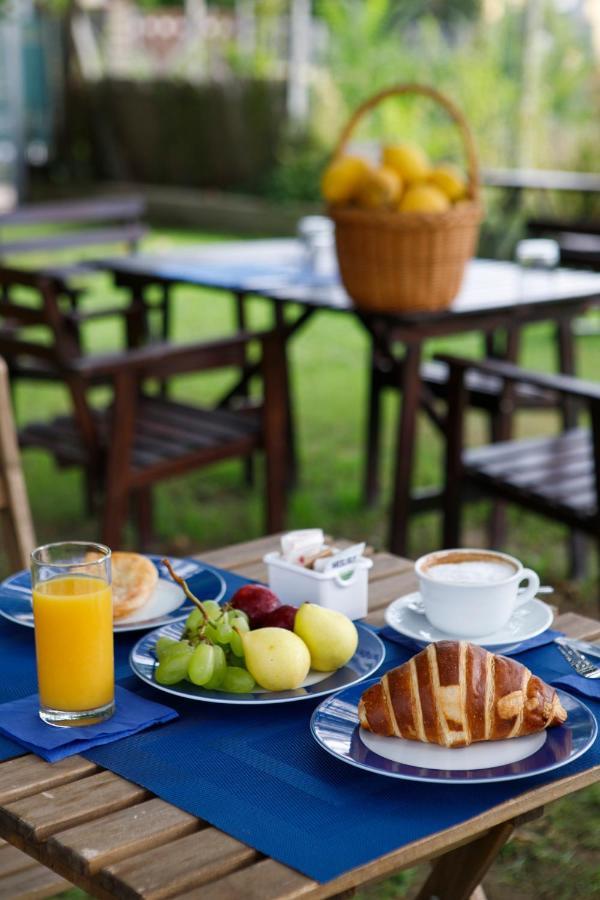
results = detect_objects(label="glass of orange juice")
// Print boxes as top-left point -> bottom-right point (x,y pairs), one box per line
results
31,542 -> 114,727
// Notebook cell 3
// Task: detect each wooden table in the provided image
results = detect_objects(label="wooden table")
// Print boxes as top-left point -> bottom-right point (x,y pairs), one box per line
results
0,534 -> 599,900
99,243 -> 600,555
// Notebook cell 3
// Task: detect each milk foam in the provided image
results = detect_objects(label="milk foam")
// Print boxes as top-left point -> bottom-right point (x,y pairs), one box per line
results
426,559 -> 516,585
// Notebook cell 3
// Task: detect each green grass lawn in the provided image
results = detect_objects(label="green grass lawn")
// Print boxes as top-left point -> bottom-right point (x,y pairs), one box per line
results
6,229 -> 598,900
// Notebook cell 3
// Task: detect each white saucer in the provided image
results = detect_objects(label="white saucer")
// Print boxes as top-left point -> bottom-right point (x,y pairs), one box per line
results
384,591 -> 554,649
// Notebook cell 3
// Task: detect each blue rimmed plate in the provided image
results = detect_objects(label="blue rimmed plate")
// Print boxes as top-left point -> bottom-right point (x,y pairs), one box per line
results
0,555 -> 225,633
129,621 -> 385,705
311,681 -> 597,783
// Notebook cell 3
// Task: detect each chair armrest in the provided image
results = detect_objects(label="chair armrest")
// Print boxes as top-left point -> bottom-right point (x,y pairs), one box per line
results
69,332 -> 266,381
435,354 -> 600,403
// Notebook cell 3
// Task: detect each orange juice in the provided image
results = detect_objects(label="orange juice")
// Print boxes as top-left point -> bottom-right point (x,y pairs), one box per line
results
33,575 -> 114,712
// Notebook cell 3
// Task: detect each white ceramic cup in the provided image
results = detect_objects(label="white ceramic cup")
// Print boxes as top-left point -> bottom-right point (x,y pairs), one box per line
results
415,549 -> 540,638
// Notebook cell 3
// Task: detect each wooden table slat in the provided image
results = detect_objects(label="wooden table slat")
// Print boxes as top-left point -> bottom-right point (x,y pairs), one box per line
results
46,797 -> 200,876
1,770 -> 148,841
554,611 -> 600,641
0,839 -> 44,878
198,534 -> 287,570
174,857 -> 315,900
366,552 -> 415,583
0,856 -> 71,899
0,755 -> 98,805
100,828 -> 257,900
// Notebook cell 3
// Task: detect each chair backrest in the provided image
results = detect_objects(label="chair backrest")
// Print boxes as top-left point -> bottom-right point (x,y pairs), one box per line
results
0,195 -> 147,259
0,267 -> 101,454
0,356 -> 35,570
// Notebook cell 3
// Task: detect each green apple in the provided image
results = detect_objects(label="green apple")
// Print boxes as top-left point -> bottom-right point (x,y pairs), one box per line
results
294,604 -> 358,672
241,627 -> 310,690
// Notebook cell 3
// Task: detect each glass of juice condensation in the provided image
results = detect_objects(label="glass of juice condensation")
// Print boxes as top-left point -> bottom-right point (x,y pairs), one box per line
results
31,542 -> 114,727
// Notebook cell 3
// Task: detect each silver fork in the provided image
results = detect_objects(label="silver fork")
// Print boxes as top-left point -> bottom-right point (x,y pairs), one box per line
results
555,640 -> 600,679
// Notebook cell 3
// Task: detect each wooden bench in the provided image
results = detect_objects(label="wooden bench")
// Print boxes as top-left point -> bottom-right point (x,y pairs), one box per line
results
440,355 -> 600,604
0,195 -> 147,263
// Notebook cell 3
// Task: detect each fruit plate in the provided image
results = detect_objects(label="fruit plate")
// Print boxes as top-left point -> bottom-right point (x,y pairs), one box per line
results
129,621 -> 385,705
311,681 -> 597,784
0,555 -> 226,633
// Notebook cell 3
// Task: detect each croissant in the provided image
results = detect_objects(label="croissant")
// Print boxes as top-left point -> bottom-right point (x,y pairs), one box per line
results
359,641 -> 567,748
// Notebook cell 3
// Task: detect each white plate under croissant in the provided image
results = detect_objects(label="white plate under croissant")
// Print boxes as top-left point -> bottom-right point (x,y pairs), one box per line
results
311,641 -> 597,783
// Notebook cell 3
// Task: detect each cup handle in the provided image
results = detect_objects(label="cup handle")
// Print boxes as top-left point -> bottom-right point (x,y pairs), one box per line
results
515,569 -> 540,607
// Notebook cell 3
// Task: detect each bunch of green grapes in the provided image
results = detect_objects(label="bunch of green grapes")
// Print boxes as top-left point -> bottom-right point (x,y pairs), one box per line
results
154,600 -> 256,693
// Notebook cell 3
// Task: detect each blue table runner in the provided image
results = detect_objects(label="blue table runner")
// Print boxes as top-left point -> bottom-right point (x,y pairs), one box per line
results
0,564 -> 598,884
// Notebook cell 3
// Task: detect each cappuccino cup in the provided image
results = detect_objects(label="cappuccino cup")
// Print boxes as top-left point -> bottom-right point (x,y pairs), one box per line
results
415,549 -> 540,638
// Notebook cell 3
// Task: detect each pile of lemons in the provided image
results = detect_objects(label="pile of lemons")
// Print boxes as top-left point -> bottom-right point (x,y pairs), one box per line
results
321,144 -> 467,214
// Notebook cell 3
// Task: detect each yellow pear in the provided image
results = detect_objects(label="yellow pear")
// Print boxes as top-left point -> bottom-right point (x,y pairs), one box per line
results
356,165 -> 403,209
429,163 -> 466,202
241,627 -> 310,691
382,143 -> 430,184
321,156 -> 369,204
398,184 -> 450,213
294,603 -> 358,672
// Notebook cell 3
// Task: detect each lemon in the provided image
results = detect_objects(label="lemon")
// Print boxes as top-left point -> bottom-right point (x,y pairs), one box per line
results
398,184 -> 450,213
382,143 -> 430,184
321,156 -> 369,204
356,165 -> 402,209
429,163 -> 466,202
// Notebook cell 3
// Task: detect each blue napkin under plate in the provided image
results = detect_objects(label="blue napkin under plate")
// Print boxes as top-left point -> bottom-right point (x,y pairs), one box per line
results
0,686 -> 178,762
379,625 -> 564,657
551,673 -> 600,701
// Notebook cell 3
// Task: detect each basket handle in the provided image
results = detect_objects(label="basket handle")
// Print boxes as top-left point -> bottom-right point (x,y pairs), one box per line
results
332,83 -> 480,201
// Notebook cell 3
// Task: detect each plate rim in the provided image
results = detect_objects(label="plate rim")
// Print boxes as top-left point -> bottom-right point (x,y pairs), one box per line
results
384,592 -> 553,648
128,621 -> 386,705
310,681 -> 598,783
0,554 -> 226,633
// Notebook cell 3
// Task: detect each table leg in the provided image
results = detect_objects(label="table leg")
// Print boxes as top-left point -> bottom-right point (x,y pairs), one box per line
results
556,316 -> 588,578
389,342 -> 422,556
274,301 -> 298,490
364,335 -> 386,506
234,291 -> 254,487
487,327 -> 520,549
414,821 -> 514,900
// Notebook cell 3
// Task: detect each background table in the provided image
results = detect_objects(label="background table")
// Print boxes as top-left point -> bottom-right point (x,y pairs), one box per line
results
0,534 -> 599,900
101,244 -> 600,555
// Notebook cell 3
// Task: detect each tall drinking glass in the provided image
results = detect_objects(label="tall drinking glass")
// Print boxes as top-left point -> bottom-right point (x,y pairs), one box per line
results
31,542 -> 114,726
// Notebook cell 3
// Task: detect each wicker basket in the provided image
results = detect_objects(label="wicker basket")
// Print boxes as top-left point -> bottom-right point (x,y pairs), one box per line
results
328,84 -> 482,313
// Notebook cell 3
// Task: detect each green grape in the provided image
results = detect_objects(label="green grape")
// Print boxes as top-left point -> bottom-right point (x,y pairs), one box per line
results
220,667 -> 256,693
227,651 -> 246,667
229,608 -> 249,625
155,636 -> 179,661
155,642 -> 193,685
232,616 -> 249,633
203,644 -> 226,689
184,608 -> 204,632
202,600 -> 222,621
216,618 -> 233,644
187,642 -> 215,686
229,629 -> 244,658
205,622 -> 220,644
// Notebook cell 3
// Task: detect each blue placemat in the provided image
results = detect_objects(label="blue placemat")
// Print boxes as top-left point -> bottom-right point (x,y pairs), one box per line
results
0,559 -> 250,762
0,568 -> 598,884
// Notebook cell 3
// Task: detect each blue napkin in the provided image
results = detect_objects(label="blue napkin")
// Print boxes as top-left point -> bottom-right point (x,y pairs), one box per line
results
0,686 -> 178,762
379,625 -> 564,657
551,673 -> 600,701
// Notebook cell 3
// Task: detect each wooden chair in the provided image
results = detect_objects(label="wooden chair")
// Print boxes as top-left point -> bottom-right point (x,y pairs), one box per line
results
365,331 -> 556,509
439,353 -> 600,601
0,270 -> 288,548
0,194 -> 172,344
0,357 -> 35,570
